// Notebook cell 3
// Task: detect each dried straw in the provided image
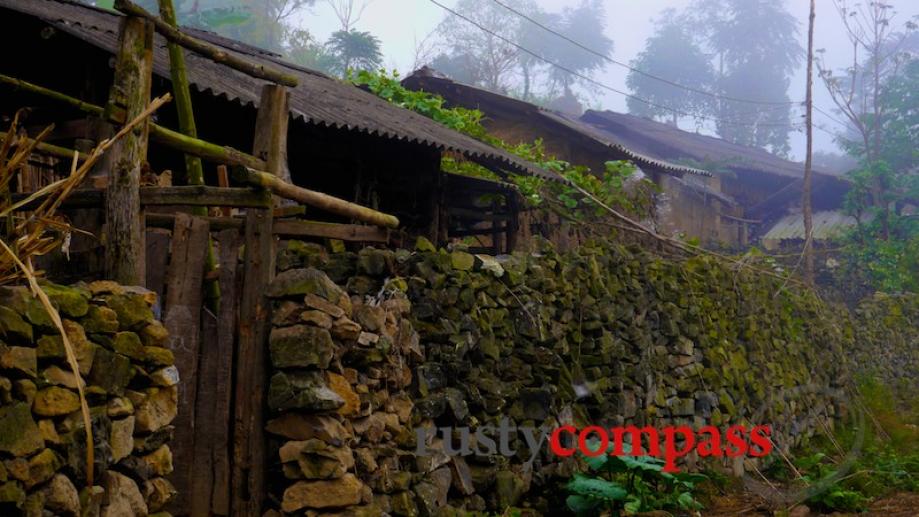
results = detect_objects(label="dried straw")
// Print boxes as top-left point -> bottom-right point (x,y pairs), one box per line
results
0,94 -> 171,487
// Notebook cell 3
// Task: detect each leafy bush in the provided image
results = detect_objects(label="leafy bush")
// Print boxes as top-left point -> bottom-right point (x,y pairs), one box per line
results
352,70 -> 658,224
565,440 -> 706,516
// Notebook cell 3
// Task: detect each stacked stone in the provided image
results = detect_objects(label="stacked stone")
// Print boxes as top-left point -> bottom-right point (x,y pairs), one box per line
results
853,292 -> 919,401
266,243 -> 422,516
269,238 -> 913,515
0,281 -> 177,516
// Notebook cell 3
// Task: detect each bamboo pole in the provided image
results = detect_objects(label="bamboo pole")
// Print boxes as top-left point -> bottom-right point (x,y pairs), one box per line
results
232,165 -> 400,228
0,73 -> 267,170
104,15 -> 155,285
114,0 -> 299,87
0,133 -> 87,163
158,0 -> 219,311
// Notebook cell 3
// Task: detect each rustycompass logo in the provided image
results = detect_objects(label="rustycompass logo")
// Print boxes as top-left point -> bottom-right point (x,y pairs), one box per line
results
415,419 -> 773,472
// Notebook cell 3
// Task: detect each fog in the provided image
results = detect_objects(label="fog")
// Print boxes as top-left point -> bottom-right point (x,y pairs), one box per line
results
292,0 -> 919,161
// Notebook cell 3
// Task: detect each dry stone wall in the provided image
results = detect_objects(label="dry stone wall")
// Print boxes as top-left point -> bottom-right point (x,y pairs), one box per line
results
264,238 -> 914,516
0,282 -> 177,516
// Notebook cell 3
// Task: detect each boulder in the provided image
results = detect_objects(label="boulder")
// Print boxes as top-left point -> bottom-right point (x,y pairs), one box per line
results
269,325 -> 334,369
101,470 -> 147,517
281,474 -> 363,512
267,371 -> 344,412
0,403 -> 42,456
134,387 -> 177,433
32,386 -> 81,417
268,268 -> 344,302
43,474 -> 80,516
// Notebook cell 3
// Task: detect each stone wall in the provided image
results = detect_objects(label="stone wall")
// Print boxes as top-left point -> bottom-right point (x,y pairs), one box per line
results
0,282 -> 177,516
263,238 -> 914,516
852,292 -> 919,401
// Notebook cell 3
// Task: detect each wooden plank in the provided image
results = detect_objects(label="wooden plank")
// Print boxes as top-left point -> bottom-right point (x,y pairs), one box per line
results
449,225 -> 506,237
146,213 -> 243,231
144,229 -> 171,304
273,220 -> 389,242
232,210 -> 272,517
162,214 -> 210,512
141,186 -> 271,207
448,206 -> 510,221
232,83 -> 281,517
104,16 -> 154,285
11,187 -> 270,211
210,229 -> 241,516
190,309 -> 218,517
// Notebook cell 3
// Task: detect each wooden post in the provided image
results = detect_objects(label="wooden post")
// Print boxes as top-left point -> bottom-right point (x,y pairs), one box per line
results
232,84 -> 285,517
104,16 -> 154,285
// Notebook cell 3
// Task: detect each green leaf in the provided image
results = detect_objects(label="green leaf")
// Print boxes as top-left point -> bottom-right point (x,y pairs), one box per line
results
567,474 -> 628,502
566,494 -> 601,514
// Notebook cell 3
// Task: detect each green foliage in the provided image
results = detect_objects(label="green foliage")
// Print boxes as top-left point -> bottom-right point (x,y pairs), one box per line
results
352,70 -> 657,225
565,439 -> 706,516
766,377 -> 919,513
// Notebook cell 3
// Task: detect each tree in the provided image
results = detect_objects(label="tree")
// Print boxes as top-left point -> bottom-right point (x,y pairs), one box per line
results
286,29 -> 337,74
626,9 -> 715,126
689,0 -> 803,155
326,30 -> 383,76
433,0 -> 529,93
537,0 -> 613,99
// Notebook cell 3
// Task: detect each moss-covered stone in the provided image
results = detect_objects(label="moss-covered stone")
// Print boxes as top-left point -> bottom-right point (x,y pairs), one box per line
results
269,326 -> 334,369
102,294 -> 153,329
39,282 -> 90,318
0,403 -> 43,456
0,306 -> 32,343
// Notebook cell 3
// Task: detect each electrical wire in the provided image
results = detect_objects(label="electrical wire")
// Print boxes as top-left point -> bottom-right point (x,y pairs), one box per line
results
427,0 -> 803,129
488,0 -> 802,107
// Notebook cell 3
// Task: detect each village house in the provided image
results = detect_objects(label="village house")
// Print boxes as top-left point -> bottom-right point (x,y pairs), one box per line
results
403,68 -> 853,250
0,0 -> 565,266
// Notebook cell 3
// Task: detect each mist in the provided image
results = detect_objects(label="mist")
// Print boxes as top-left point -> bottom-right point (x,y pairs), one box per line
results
289,0 -> 919,161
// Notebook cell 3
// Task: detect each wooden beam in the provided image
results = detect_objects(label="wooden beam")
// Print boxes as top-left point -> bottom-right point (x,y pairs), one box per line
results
274,220 -> 389,242
11,187 -> 270,211
0,73 -> 267,171
104,16 -> 154,285
149,124 -> 267,170
448,206 -> 510,221
449,225 -> 507,237
114,0 -> 299,87
232,166 -> 400,228
252,85 -> 293,188
145,212 -> 242,230
232,84 -> 282,517
141,186 -> 271,207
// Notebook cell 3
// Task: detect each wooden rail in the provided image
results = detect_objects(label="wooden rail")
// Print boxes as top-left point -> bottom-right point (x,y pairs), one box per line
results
232,166 -> 400,228
145,213 -> 389,243
11,186 -> 272,210
113,0 -> 299,87
0,133 -> 88,163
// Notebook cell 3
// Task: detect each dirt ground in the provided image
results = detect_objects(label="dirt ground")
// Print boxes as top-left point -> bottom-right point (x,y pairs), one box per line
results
700,490 -> 919,516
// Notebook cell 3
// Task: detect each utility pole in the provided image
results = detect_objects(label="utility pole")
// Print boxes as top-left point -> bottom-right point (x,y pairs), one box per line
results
803,0 -> 816,285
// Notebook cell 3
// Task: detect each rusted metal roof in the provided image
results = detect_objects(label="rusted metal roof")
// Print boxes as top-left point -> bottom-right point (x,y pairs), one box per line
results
0,0 -> 561,181
761,210 -> 857,243
402,69 -> 710,177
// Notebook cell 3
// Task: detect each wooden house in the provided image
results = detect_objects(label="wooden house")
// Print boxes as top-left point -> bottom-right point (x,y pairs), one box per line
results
0,0 -> 561,266
403,68 -> 750,248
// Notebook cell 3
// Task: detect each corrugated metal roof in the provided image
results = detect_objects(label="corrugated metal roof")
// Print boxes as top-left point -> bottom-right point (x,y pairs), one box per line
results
0,0 -> 562,181
403,69 -> 710,177
761,211 -> 857,242
580,110 -> 842,181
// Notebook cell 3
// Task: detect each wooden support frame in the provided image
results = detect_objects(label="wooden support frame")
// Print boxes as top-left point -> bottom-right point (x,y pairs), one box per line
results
232,84 -> 283,517
104,15 -> 154,285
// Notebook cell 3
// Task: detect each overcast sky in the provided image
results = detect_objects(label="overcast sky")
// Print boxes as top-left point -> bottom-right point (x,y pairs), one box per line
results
292,0 -> 919,161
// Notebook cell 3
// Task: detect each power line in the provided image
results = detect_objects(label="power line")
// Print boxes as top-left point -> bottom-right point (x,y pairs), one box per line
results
488,0 -> 801,108
427,0 -> 802,129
